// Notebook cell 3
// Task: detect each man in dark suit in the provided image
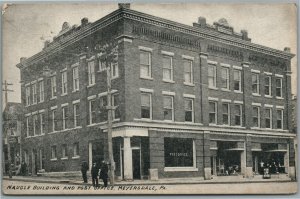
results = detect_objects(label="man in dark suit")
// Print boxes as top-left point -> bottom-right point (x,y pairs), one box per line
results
100,160 -> 109,187
81,161 -> 89,183
91,162 -> 99,187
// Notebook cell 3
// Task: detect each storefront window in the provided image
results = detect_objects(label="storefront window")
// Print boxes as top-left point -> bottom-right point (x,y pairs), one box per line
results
164,137 -> 193,167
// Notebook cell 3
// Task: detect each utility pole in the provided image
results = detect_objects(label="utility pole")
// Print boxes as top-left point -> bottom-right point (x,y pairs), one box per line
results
106,65 -> 115,185
3,80 -> 14,106
3,80 -> 14,178
97,43 -> 118,186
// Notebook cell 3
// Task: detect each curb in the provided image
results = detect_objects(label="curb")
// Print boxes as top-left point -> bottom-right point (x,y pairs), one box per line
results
3,177 -> 293,186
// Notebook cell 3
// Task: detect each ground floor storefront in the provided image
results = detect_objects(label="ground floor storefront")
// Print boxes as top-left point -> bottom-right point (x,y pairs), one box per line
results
21,125 -> 296,181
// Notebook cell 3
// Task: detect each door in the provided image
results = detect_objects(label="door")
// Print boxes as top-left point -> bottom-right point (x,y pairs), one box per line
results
92,142 -> 104,169
132,149 -> 141,179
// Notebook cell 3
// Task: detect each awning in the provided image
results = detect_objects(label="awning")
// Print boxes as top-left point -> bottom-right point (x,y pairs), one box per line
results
224,148 -> 244,151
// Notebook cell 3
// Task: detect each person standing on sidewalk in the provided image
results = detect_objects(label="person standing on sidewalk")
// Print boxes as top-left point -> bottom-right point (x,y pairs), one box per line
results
81,161 -> 89,183
91,162 -> 99,187
100,160 -> 108,187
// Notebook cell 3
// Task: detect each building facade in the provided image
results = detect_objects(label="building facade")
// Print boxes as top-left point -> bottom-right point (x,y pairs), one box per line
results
2,103 -> 24,174
17,4 -> 296,180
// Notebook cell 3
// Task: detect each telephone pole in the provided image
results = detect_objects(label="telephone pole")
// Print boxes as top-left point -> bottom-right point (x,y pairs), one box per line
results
3,80 -> 14,178
3,80 -> 14,106
97,42 -> 118,185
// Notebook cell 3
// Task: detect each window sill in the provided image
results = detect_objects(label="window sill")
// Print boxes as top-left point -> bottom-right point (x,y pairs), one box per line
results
87,84 -> 95,88
209,87 -> 218,90
72,90 -> 79,93
250,127 -> 261,130
97,70 -> 105,73
234,90 -> 243,94
25,134 -> 45,139
252,93 -> 261,97
140,76 -> 154,81
184,82 -> 195,87
87,123 -> 99,127
50,96 -> 57,100
276,97 -> 284,100
50,158 -> 58,161
164,167 -> 198,172
221,88 -> 230,92
184,121 -> 195,124
61,157 -> 68,160
163,79 -> 175,84
72,156 -> 80,159
73,126 -> 82,129
265,95 -> 272,98
38,101 -> 44,104
61,93 -> 68,97
111,76 -> 119,80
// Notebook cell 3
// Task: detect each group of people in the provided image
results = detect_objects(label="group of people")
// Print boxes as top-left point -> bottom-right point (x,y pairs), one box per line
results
259,160 -> 285,174
81,160 -> 109,187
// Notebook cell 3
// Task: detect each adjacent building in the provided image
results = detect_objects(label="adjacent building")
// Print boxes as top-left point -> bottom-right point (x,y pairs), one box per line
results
16,4 -> 296,180
2,102 -> 24,174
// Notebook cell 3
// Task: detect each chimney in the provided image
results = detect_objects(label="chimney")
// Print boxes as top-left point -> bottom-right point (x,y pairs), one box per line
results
44,40 -> 50,49
20,57 -> 27,64
284,47 -> 291,53
241,29 -> 249,40
198,17 -> 206,27
81,17 -> 89,27
118,3 -> 130,9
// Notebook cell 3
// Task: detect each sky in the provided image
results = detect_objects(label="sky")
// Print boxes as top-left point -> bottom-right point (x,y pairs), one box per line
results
2,3 -> 297,105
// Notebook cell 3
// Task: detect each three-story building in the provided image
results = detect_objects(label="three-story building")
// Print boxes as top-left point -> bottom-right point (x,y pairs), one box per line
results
17,4 -> 296,181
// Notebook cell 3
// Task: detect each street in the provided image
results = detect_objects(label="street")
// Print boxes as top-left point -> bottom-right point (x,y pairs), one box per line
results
2,179 -> 297,195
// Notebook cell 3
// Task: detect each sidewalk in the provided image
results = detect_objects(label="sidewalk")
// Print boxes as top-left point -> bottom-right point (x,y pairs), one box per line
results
3,174 -> 293,186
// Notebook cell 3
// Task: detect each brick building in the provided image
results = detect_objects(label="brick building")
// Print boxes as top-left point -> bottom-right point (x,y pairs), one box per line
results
16,4 -> 296,180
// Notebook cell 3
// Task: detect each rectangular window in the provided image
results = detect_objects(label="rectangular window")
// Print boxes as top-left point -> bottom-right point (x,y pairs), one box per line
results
62,144 -> 68,158
61,71 -> 67,95
208,64 -> 217,88
112,94 -> 120,119
99,60 -> 105,72
26,117 -> 29,137
62,106 -> 68,130
141,93 -> 152,119
28,116 -> 33,136
88,61 -> 95,86
163,56 -> 173,81
276,78 -> 283,97
233,70 -> 242,92
252,106 -> 260,127
221,67 -> 229,90
111,62 -> 119,79
73,143 -> 79,157
183,59 -> 193,84
209,101 -> 217,124
184,98 -> 194,122
32,83 -> 37,104
265,76 -> 271,96
276,109 -> 283,129
88,100 -> 96,125
40,113 -> 45,134
33,114 -> 39,136
50,76 -> 57,98
73,103 -> 80,127
140,51 -> 151,78
265,108 -> 272,129
38,81 -> 44,102
222,103 -> 230,125
252,73 -> 260,94
51,146 -> 57,159
164,138 -> 194,167
100,96 -> 108,121
51,109 -> 58,132
72,66 -> 79,91
25,86 -> 31,106
234,104 -> 242,126
163,95 -> 174,121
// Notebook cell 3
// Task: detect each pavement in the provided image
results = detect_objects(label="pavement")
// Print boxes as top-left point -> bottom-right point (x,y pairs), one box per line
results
2,173 -> 294,186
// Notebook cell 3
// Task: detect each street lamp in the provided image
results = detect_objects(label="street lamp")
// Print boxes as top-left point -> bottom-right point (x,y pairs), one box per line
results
96,42 -> 118,186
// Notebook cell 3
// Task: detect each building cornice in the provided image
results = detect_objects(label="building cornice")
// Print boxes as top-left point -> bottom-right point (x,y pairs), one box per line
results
17,7 -> 294,69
